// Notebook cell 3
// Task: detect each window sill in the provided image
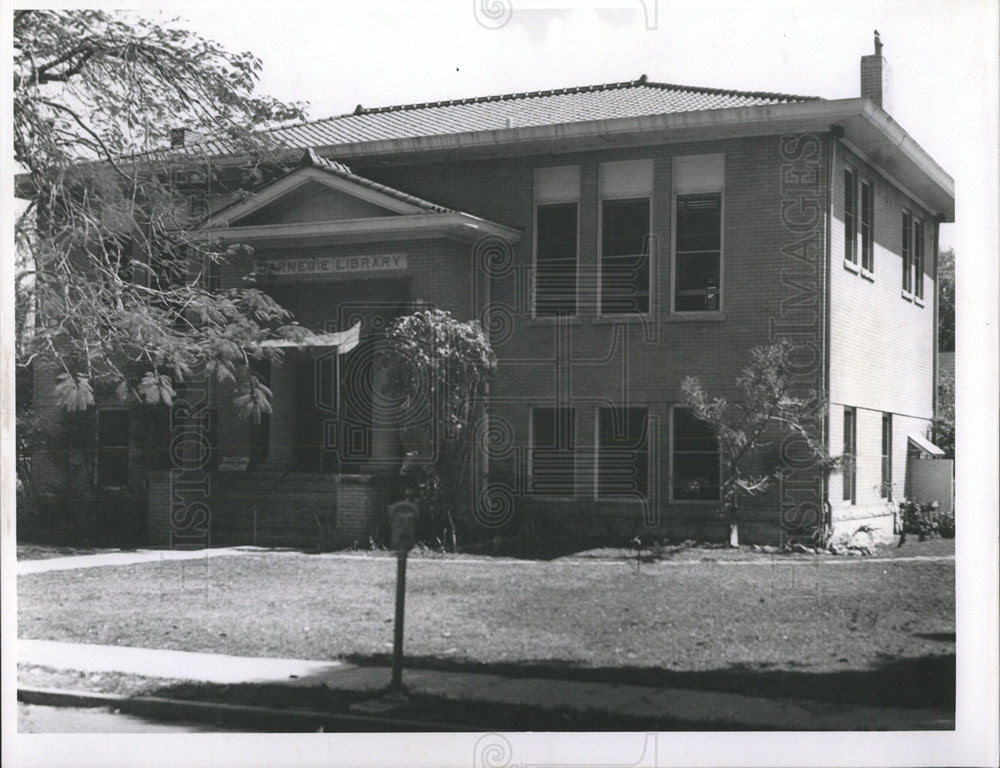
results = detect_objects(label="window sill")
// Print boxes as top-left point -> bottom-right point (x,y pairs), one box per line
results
528,314 -> 580,325
669,498 -> 722,506
666,312 -> 727,323
901,290 -> 913,302
914,295 -> 925,307
592,313 -> 652,324
843,259 -> 860,274
860,269 -> 875,282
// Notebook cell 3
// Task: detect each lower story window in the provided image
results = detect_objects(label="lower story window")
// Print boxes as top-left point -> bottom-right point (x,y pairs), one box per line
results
671,407 -> 720,501
881,412 -> 892,499
96,408 -> 130,489
843,407 -> 857,504
597,406 -> 648,498
531,406 -> 575,495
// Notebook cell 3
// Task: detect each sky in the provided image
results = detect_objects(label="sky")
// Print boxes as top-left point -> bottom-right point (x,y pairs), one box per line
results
137,0 -> 998,253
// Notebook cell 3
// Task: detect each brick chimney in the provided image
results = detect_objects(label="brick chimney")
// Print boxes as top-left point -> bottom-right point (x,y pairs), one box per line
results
860,30 -> 893,112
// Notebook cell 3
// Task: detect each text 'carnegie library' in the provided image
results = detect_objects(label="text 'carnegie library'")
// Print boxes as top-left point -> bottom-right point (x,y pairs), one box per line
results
257,253 -> 407,277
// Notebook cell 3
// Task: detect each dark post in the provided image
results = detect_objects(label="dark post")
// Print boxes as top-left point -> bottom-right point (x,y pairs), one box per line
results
390,549 -> 407,691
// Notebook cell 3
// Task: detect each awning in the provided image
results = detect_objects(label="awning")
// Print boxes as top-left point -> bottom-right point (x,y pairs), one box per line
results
259,321 -> 361,353
908,432 -> 946,457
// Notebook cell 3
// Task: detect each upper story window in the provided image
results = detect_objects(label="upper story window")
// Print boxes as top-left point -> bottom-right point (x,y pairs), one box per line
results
860,179 -> 874,273
844,169 -> 857,266
673,154 -> 724,313
912,219 -> 925,301
533,166 -> 579,318
901,211 -> 912,293
902,211 -> 925,302
599,160 -> 653,315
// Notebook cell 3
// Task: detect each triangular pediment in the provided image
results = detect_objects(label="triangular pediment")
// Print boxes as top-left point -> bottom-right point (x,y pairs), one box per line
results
201,153 -> 450,230
233,178 -> 401,226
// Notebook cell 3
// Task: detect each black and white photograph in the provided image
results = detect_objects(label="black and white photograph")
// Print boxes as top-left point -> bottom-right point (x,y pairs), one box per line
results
3,1 -> 997,766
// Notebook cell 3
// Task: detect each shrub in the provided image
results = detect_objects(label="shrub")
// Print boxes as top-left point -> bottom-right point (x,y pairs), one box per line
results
898,499 -> 954,542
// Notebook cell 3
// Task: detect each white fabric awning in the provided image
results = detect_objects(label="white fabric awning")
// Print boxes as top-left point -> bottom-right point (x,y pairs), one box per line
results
259,321 -> 361,353
908,432 -> 946,457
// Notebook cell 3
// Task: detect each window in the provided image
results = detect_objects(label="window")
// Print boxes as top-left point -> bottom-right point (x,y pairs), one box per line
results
671,407 -> 719,501
901,211 -> 912,293
597,407 -> 648,498
531,407 -> 575,495
534,166 -> 580,317
913,219 -> 924,300
599,159 -> 653,315
844,169 -> 857,265
673,154 -> 723,313
860,180 -> 874,273
96,408 -> 130,489
674,194 -> 721,312
842,407 -> 856,504
881,413 -> 892,499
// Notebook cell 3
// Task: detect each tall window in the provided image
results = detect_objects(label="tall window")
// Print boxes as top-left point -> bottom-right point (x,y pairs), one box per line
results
674,194 -> 721,312
534,166 -> 580,317
913,219 -> 925,300
843,407 -> 856,504
600,159 -> 653,315
860,180 -> 874,272
901,211 -> 912,293
96,408 -> 130,489
531,407 -> 575,495
672,407 -> 719,501
597,407 -> 648,498
673,154 -> 723,313
844,169 -> 857,265
881,413 -> 892,499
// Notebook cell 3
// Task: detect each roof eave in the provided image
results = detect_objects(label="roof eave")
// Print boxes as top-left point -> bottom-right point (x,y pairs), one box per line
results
310,98 -> 953,221
196,212 -> 522,247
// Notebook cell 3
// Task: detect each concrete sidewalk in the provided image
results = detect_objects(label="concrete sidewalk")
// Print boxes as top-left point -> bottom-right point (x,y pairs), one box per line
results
16,547 -> 250,575
17,639 -> 953,731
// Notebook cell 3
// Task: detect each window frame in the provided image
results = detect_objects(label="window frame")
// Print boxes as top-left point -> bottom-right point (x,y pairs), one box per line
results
595,405 -> 649,499
881,412 -> 892,500
598,196 -> 652,317
671,191 -> 724,315
843,167 -> 858,269
901,210 -> 913,295
843,407 -> 857,504
532,166 -> 580,320
529,406 -> 577,497
669,405 -> 721,503
95,407 -> 131,490
912,218 -> 925,302
860,178 -> 875,275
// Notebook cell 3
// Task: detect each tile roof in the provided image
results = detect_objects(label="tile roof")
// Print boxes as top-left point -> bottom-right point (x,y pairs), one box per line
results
170,76 -> 820,157
299,148 -> 452,213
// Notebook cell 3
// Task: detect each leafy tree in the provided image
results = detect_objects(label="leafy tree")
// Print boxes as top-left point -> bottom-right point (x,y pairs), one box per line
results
14,9 -> 308,421
933,369 -> 955,458
937,247 -> 955,353
385,309 -> 496,550
681,340 -> 843,547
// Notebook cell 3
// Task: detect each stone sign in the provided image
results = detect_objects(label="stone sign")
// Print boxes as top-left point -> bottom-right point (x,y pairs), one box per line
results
257,253 -> 407,279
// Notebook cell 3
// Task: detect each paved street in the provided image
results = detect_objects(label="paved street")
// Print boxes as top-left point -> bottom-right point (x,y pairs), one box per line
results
17,702 -> 240,733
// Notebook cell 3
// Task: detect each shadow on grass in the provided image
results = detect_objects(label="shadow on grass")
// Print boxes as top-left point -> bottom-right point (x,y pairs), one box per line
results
340,651 -> 955,710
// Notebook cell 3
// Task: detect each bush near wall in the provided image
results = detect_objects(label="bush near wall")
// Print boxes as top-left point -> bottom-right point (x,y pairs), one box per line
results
899,499 -> 955,541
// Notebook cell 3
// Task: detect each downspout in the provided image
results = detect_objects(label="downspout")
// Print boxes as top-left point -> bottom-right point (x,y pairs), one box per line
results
823,127 -> 840,535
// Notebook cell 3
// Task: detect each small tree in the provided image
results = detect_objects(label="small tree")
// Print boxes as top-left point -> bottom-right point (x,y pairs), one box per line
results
385,309 -> 496,550
933,369 -> 955,458
681,340 -> 842,547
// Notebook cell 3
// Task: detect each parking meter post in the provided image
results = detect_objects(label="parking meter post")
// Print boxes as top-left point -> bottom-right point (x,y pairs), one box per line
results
390,549 -> 407,692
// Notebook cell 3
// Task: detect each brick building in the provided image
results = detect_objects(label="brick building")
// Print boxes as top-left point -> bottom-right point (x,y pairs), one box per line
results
34,39 -> 954,548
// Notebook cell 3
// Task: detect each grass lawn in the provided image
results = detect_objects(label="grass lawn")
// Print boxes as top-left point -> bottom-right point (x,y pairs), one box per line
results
17,541 -> 954,709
